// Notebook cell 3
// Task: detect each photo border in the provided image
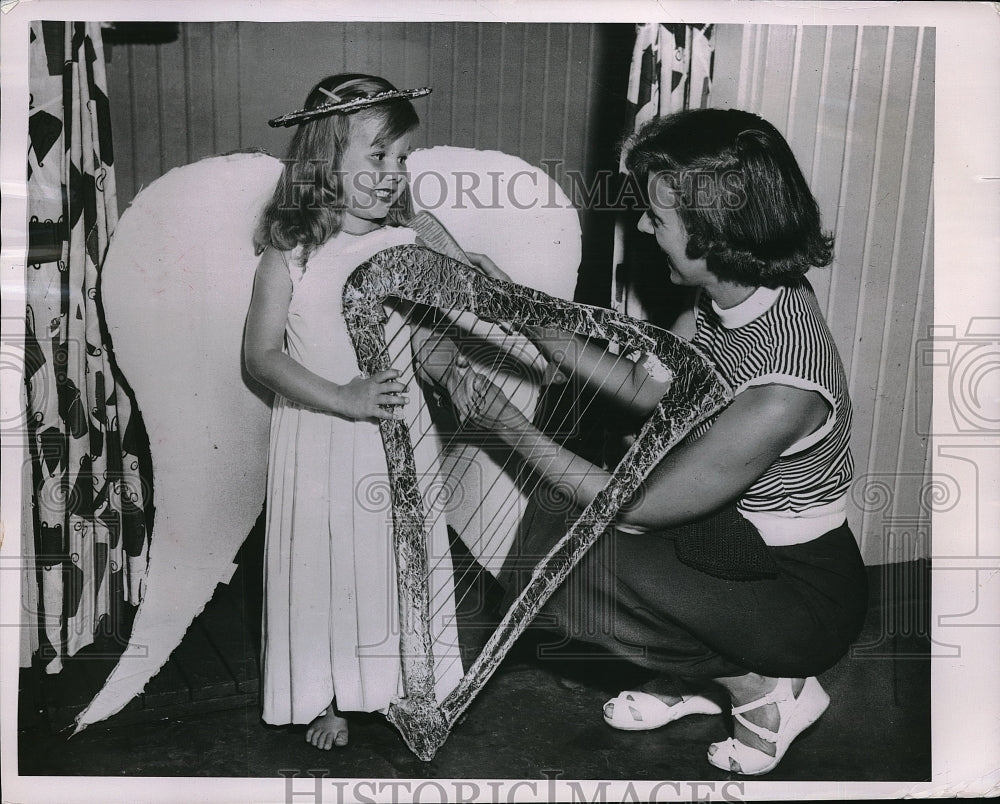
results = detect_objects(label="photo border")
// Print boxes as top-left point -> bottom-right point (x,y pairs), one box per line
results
2,1 -> 997,801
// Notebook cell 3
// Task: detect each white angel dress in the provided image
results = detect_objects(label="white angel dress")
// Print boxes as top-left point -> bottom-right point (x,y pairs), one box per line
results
260,224 -> 464,723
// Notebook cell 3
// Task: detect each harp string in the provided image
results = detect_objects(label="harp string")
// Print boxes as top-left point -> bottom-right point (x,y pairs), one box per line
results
421,329 -> 636,580
376,306 -> 648,644
368,296 -> 554,683
423,331 -> 652,689
386,302 -> 650,644
375,300 -> 517,455
349,254 -> 667,687
395,311 -> 644,568
371,297 -> 542,572
423,335 -> 644,626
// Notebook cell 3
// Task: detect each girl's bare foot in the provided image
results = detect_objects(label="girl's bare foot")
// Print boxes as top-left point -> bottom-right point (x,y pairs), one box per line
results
305,700 -> 348,750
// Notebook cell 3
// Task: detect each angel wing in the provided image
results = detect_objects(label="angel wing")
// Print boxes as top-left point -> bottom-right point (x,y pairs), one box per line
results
75,152 -> 279,730
75,147 -> 583,730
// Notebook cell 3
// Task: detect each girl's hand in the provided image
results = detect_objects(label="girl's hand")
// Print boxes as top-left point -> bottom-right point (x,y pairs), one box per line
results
452,370 -> 527,432
341,369 -> 408,420
466,252 -> 513,284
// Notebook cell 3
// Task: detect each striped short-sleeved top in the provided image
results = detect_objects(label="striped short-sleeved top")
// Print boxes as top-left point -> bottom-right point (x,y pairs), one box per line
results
688,280 -> 854,546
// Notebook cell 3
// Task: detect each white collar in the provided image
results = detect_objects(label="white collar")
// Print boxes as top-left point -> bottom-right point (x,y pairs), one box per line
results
711,285 -> 782,328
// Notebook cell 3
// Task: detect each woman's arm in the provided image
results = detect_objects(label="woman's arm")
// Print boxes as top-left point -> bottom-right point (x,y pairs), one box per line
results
528,330 -> 669,418
619,383 -> 829,527
456,371 -> 829,528
465,252 -> 669,418
244,248 -> 407,420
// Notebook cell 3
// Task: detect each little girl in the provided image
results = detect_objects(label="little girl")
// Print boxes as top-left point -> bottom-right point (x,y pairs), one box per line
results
244,74 -> 463,750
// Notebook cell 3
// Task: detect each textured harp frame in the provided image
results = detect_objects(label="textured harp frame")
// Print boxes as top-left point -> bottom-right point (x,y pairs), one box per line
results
343,245 -> 733,760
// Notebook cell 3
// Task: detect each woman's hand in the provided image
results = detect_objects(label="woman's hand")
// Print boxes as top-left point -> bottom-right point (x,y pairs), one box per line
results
466,252 -> 514,283
452,370 -> 528,433
339,369 -> 409,421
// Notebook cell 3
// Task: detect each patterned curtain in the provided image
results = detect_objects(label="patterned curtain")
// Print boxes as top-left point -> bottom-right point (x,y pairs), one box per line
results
612,23 -> 715,321
25,21 -> 149,672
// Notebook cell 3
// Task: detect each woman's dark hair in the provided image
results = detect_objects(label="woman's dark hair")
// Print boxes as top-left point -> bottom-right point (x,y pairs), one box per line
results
254,73 -> 419,253
623,108 -> 834,287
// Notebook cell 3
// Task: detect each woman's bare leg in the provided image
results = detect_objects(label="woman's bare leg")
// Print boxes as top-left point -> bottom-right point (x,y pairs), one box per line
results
713,674 -> 805,758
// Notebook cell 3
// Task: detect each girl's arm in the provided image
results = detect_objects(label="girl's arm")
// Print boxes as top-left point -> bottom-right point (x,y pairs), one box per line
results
455,371 -> 829,528
244,247 -> 408,420
465,252 -> 668,418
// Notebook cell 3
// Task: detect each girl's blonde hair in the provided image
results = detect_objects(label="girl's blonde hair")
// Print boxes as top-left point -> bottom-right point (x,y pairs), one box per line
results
254,74 -> 419,254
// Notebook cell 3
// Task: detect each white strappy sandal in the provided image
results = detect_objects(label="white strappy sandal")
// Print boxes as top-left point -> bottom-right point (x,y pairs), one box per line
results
604,690 -> 722,731
707,676 -> 829,775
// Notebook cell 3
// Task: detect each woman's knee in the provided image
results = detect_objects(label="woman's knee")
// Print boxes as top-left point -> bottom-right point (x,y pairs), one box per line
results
733,620 -> 858,678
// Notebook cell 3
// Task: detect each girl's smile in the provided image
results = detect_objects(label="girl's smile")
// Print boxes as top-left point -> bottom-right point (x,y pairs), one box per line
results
339,115 -> 413,234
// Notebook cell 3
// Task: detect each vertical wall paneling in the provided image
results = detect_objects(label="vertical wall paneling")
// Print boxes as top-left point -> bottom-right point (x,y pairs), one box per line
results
749,26 -> 765,111
758,25 -> 794,130
890,179 -> 934,564
784,26 -> 803,135
560,26 -> 574,162
158,31 -> 189,171
533,24 -> 553,164
711,25 -> 934,563
848,27 -> 896,563
893,33 -> 934,564
400,23 -> 421,103
829,27 -> 888,381
419,24 -> 435,149
789,26 -> 825,196
211,22 -> 241,155
496,25 -> 508,149
708,23 -> 741,106
582,25 -> 596,168
228,24 -> 283,155
425,25 -> 452,148
451,24 -> 478,147
476,23 -> 502,151
496,24 -> 525,157
544,24 -> 569,175
107,42 -> 134,204
737,25 -> 755,108
808,27 -> 859,315
447,25 -> 461,144
380,23 -> 409,97
863,27 -> 924,563
128,40 -> 163,193
518,25 -> 549,167
565,26 -> 594,189
183,25 -> 216,165
916,180 -> 934,541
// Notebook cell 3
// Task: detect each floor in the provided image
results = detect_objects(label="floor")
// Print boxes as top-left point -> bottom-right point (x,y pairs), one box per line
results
17,559 -> 930,784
